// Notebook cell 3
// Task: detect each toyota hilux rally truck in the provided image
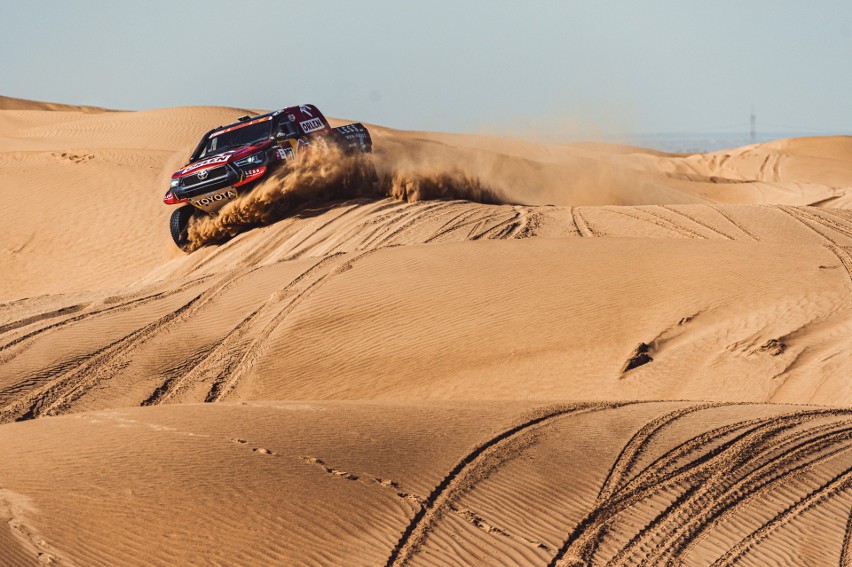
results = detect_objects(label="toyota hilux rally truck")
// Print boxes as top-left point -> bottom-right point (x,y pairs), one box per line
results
163,104 -> 371,249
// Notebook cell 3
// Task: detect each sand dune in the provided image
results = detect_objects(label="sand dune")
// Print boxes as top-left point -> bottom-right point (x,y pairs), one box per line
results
2,103 -> 850,300
0,100 -> 850,565
0,402 -> 848,566
0,96 -> 119,114
2,200 -> 850,416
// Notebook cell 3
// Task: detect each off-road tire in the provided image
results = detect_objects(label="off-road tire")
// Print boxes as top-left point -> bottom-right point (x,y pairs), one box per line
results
169,205 -> 195,251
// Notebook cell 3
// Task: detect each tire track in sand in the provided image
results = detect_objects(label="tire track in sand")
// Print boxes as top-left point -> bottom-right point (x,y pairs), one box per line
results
365,201 -> 458,250
320,200 -> 413,253
236,201 -> 365,267
0,276 -> 212,364
664,424 -> 851,564
470,207 -> 524,240
608,419 -> 852,566
325,200 -> 418,252
0,301 -> 203,423
424,205 -> 513,243
565,207 -> 583,237
639,207 -> 709,239
423,206 -> 486,243
778,205 -> 836,242
553,411 -> 778,566
659,205 -> 736,240
756,153 -> 783,183
384,402 -> 627,566
205,250 -> 382,402
139,308 -> 262,406
572,207 -> 599,237
0,267 -> 258,422
840,505 -> 852,567
548,408 -> 848,566
777,206 -> 852,288
605,207 -> 704,239
143,251 -> 372,405
794,208 -> 852,241
512,209 -> 543,239
709,206 -> 760,241
249,199 -> 404,262
596,403 -> 726,503
0,303 -> 87,336
824,244 -> 852,289
820,207 -> 852,229
709,468 -> 852,566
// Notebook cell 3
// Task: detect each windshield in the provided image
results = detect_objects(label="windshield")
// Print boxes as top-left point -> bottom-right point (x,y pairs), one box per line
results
200,121 -> 272,158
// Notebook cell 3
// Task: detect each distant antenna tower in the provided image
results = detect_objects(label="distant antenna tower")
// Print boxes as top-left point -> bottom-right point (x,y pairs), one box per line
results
750,105 -> 756,143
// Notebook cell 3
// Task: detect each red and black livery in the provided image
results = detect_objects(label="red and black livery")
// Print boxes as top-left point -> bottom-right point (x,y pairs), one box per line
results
163,104 -> 371,249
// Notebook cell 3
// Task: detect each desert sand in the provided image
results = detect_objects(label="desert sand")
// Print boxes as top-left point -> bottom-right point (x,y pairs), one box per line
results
0,97 -> 850,565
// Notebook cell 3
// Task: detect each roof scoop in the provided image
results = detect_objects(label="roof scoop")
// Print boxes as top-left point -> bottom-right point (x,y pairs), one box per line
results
236,115 -> 251,122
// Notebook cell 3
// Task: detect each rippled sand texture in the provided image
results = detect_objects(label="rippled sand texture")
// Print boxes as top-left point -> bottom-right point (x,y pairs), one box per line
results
0,96 -> 850,566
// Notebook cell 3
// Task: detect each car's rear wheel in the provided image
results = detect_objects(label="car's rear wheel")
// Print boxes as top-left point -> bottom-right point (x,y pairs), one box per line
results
169,205 -> 196,251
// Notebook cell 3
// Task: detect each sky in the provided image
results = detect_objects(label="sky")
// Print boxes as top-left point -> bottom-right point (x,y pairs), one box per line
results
3,1 -> 852,141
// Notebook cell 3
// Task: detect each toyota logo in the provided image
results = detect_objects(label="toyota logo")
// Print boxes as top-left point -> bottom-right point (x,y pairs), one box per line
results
197,169 -> 209,180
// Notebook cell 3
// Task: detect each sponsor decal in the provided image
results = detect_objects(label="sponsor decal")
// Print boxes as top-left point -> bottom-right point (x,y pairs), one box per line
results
336,124 -> 361,134
192,189 -> 237,208
299,105 -> 313,117
275,144 -> 296,161
276,147 -> 296,161
299,117 -> 324,134
209,115 -> 272,138
181,153 -> 232,174
233,165 -> 267,187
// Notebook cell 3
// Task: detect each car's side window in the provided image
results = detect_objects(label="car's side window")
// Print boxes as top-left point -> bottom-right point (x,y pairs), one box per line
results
278,120 -> 297,138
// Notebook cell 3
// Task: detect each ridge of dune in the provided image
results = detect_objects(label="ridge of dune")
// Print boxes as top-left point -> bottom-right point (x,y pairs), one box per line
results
2,104 -> 851,300
0,95 -> 120,113
1,101 -> 851,566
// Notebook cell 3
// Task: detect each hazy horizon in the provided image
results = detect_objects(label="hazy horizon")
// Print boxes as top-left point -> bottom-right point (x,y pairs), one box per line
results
3,1 -> 851,143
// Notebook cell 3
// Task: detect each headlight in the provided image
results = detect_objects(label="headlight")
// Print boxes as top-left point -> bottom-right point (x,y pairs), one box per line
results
234,152 -> 266,167
170,178 -> 180,188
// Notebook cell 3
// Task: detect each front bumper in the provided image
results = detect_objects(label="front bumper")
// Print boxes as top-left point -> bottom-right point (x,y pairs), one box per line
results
171,162 -> 271,214
173,164 -> 241,201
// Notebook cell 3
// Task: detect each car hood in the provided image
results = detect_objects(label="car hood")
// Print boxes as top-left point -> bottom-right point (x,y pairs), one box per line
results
172,141 -> 269,178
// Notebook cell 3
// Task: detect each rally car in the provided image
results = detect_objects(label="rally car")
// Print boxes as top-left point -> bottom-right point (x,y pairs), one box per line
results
163,104 -> 372,249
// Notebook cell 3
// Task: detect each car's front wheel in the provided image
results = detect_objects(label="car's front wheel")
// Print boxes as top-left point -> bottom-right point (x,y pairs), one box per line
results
169,205 -> 196,251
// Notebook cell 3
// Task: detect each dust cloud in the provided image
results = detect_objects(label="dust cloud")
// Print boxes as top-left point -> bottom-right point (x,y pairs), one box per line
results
186,146 -> 506,249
